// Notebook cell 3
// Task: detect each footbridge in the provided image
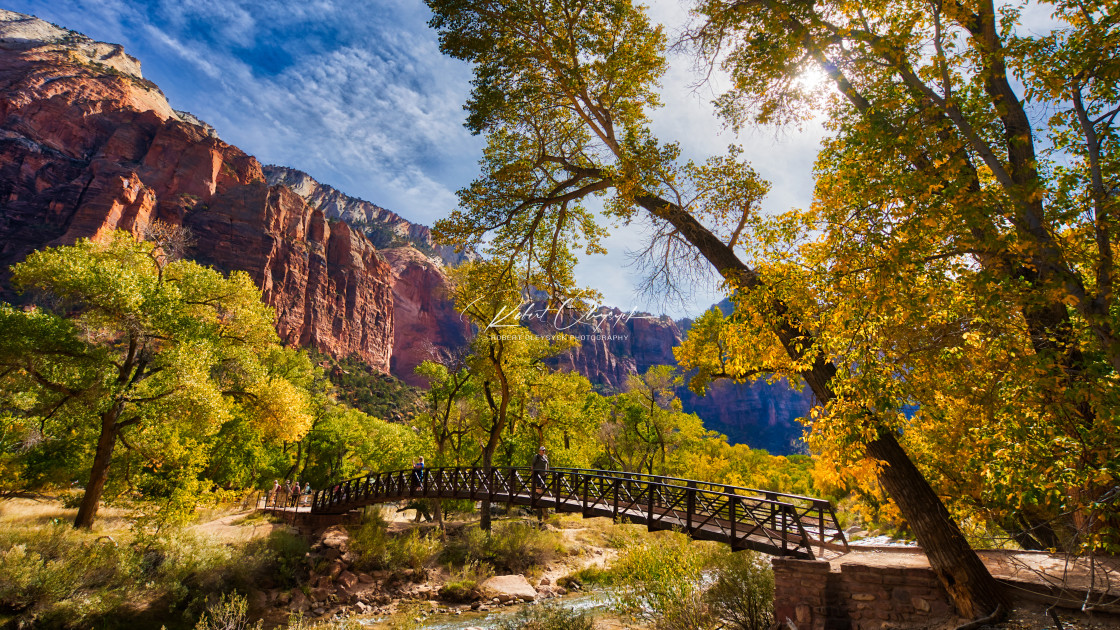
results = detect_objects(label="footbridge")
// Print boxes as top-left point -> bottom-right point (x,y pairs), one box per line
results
312,467 -> 848,560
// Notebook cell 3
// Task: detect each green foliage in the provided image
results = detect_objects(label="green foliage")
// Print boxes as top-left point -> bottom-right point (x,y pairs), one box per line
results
0,231 -> 312,527
441,521 -> 564,574
599,366 -> 711,476
0,524 -> 135,626
256,529 -> 310,589
560,565 -> 608,590
0,519 -> 307,629
607,532 -> 721,630
484,521 -> 564,574
704,552 -> 775,630
294,401 -> 423,489
348,516 -> 442,572
315,352 -> 421,423
284,614 -> 365,630
495,602 -> 596,630
193,592 -> 263,630
438,560 -> 493,602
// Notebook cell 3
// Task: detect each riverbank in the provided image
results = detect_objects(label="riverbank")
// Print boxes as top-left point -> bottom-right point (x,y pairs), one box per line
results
253,505 -> 630,627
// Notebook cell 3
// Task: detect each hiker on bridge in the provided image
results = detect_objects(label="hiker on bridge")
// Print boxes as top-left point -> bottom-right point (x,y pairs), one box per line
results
410,456 -> 425,492
532,446 -> 549,494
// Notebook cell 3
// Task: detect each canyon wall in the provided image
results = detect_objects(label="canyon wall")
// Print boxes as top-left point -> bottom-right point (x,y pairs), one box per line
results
0,10 -> 809,452
0,11 -> 393,370
264,165 -> 475,267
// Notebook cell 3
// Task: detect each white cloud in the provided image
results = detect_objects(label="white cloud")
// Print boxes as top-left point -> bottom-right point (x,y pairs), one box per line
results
10,0 -> 828,317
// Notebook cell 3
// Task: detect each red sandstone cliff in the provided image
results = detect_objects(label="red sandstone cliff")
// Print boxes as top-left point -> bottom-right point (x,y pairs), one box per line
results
0,11 -> 393,370
263,165 -> 476,267
380,247 -> 471,386
0,10 -> 810,452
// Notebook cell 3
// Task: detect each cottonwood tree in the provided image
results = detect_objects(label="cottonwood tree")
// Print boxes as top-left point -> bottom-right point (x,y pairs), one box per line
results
426,0 -> 1015,616
600,366 -> 708,476
450,260 -> 576,530
0,232 -> 312,528
683,0 -> 1119,554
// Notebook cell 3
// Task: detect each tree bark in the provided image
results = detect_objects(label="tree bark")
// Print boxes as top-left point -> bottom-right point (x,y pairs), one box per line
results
480,448 -> 494,531
478,336 -> 512,532
867,433 -> 1009,618
74,405 -> 121,529
637,192 -> 1008,619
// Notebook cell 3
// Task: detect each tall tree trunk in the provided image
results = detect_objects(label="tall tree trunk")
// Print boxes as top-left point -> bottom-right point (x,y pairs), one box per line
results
867,433 -> 1009,618
74,405 -> 121,529
480,448 -> 494,531
479,339 -> 511,532
640,194 -> 1007,620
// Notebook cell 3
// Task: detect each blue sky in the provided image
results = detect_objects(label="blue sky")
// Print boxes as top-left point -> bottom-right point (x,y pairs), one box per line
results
9,0 -> 826,318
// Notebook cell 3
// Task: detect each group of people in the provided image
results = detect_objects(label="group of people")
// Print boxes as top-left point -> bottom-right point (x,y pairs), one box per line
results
407,446 -> 551,492
268,479 -> 311,507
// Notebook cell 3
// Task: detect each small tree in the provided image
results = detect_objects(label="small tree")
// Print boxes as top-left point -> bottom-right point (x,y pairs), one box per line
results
704,551 -> 775,630
0,232 -> 312,528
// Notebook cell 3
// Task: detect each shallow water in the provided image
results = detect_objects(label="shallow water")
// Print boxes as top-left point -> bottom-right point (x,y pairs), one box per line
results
359,591 -> 613,630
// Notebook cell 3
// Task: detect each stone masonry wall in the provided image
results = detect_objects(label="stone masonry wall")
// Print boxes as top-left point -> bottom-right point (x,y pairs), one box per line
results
773,558 -> 955,630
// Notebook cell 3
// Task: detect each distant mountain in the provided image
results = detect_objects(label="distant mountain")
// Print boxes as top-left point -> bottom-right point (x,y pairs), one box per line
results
0,9 -> 810,453
525,301 -> 812,454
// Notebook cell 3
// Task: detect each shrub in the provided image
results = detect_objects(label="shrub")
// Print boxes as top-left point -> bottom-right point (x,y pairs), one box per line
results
349,518 -> 441,572
441,524 -> 490,566
284,614 -> 365,630
608,532 -> 721,630
704,551 -> 775,630
0,517 -> 316,629
486,521 -> 562,573
193,592 -> 263,630
438,560 -> 493,601
558,565 -> 608,590
0,523 -> 137,626
495,602 -> 595,630
394,528 -> 443,571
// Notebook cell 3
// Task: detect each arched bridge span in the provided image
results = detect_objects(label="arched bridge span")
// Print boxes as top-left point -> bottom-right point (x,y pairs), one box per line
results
313,467 -> 848,560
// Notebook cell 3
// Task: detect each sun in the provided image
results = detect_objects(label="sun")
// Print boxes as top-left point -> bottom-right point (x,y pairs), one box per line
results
795,65 -> 830,92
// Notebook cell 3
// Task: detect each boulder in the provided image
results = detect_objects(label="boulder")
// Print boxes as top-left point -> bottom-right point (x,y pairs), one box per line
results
480,575 -> 537,602
337,570 -> 358,589
289,589 -> 310,612
319,526 -> 351,550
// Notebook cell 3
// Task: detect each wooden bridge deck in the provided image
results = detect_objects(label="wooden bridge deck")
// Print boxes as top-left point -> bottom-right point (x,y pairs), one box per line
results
313,467 -> 848,560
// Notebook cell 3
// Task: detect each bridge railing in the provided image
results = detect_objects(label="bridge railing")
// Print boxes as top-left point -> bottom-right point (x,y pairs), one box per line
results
311,466 -> 847,559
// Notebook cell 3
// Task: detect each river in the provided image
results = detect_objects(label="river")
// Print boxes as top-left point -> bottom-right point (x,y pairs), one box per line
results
358,590 -> 615,630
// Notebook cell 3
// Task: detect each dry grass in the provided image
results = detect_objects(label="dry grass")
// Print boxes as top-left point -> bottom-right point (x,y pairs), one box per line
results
0,496 -> 311,629
0,497 -> 133,533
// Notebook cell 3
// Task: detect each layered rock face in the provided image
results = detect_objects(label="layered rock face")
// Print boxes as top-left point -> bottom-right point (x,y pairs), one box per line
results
0,11 -> 393,370
264,165 -> 474,267
678,381 -> 814,455
526,306 -> 682,390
